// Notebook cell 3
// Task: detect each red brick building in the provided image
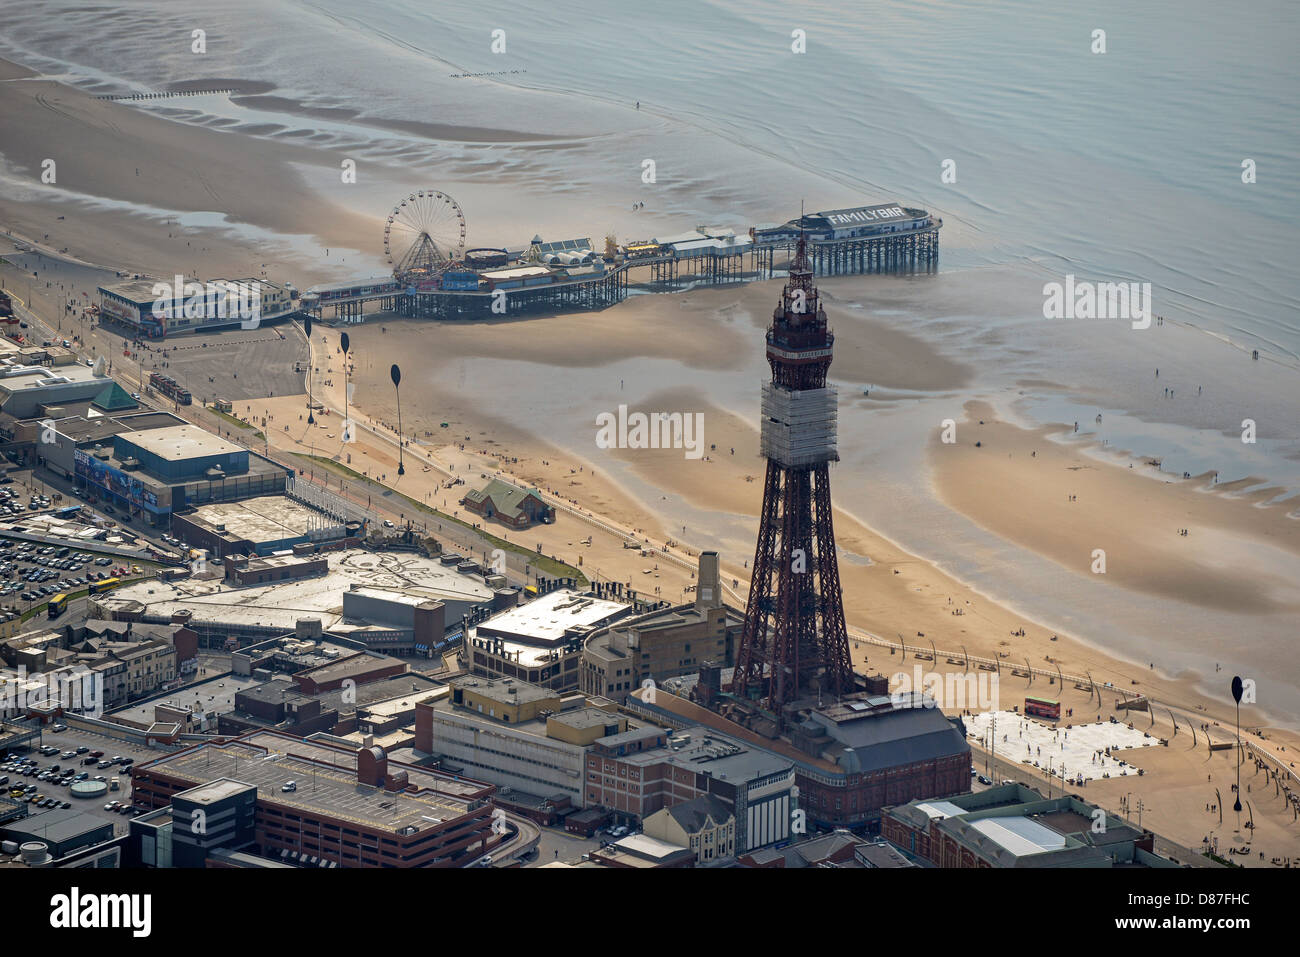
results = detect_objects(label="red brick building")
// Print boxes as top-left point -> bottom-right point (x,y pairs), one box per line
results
131,730 -> 499,868
882,785 -> 1175,868
461,478 -> 553,529
626,688 -> 971,833
291,651 -> 407,695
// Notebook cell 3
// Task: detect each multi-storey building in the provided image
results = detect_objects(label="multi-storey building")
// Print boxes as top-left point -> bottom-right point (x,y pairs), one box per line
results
584,724 -> 795,853
131,730 -> 497,868
581,551 -> 742,700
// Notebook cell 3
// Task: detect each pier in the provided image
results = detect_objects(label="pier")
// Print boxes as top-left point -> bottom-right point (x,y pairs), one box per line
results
304,203 -> 941,325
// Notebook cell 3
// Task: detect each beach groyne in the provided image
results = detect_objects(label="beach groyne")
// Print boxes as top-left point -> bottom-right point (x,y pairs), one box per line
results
97,89 -> 237,102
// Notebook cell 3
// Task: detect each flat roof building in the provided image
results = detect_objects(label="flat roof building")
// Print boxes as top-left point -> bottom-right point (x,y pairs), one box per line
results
0,362 -> 113,420
2,406 -> 185,481
73,423 -> 289,525
884,783 -> 1183,868
582,550 -> 739,701
97,277 -> 295,339
93,547 -> 495,643
478,589 -> 631,647
415,678 -> 635,806
131,729 -> 499,867
173,494 -> 359,557
627,684 -> 972,833
467,586 -> 634,692
1,807 -> 116,861
586,724 -> 797,853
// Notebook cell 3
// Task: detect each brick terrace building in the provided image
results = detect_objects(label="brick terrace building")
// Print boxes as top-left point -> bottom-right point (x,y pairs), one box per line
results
626,687 -> 971,833
131,730 -> 498,867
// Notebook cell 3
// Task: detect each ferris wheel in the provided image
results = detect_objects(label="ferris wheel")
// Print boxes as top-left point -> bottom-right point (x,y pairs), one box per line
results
384,190 -> 467,279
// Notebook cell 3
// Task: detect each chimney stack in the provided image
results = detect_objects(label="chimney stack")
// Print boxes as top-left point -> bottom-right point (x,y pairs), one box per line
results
696,551 -> 721,610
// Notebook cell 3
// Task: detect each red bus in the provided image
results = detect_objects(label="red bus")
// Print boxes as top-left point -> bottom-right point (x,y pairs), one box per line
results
1025,696 -> 1061,720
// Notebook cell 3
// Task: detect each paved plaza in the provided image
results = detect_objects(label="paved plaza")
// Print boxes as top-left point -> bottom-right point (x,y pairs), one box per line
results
966,711 -> 1160,783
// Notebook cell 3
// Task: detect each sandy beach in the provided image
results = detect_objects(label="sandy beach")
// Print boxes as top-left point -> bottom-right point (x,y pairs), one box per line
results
317,304 -> 1300,726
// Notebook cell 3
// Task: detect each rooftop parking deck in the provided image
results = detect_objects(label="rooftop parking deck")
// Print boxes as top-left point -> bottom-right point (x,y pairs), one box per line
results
138,731 -> 489,832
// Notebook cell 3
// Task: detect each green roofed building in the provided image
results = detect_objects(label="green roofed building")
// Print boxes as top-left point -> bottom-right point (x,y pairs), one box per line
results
461,478 -> 553,529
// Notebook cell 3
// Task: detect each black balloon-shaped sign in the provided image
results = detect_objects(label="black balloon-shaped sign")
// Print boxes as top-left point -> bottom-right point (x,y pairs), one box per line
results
1231,676 -> 1243,704
304,315 -> 312,339
391,364 -> 401,387
340,332 -> 350,354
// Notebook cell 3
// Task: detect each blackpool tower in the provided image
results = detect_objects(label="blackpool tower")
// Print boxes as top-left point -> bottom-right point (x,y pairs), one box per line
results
730,230 -> 855,717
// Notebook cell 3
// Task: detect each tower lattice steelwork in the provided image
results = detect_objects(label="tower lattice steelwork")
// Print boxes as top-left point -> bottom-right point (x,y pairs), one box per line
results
731,231 -> 854,716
